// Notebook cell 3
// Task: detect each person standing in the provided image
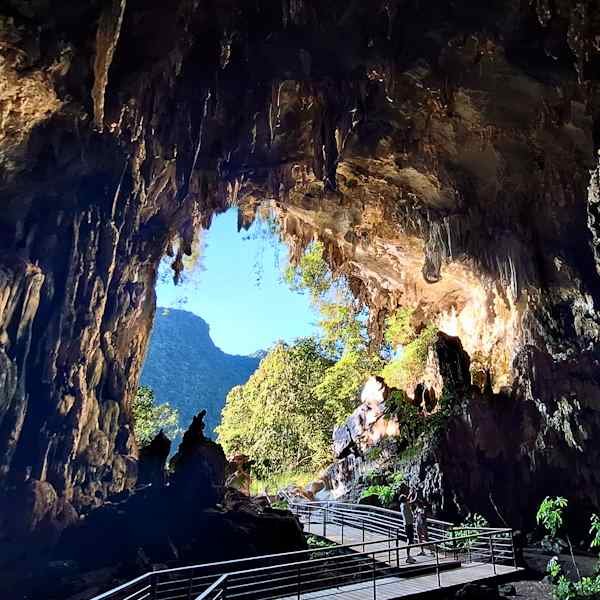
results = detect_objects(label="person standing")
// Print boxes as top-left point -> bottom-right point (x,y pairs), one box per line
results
399,490 -> 418,564
416,501 -> 434,556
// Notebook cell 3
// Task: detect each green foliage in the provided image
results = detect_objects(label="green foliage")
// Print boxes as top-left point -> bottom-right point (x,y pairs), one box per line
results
284,241 -> 331,301
250,469 -> 315,496
217,339 -> 334,479
384,307 -> 417,348
551,575 -> 600,600
390,471 -> 405,493
365,446 -> 383,461
537,498 -> 600,600
548,557 -> 562,580
306,534 -> 339,559
381,323 -> 438,390
360,485 -> 395,507
452,513 -> 490,550
361,469 -> 387,486
306,535 -> 334,549
385,390 -> 432,447
537,497 -> 568,538
589,514 -> 600,551
284,241 -> 369,357
318,301 -> 368,356
315,351 -> 384,426
132,385 -> 181,447
359,472 -> 404,507
270,499 -> 289,510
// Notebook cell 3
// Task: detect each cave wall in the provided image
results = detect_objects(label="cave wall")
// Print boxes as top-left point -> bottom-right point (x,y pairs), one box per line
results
2,0 -> 600,535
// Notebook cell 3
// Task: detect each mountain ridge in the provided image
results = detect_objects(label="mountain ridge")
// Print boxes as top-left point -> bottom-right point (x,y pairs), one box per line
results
140,307 -> 261,441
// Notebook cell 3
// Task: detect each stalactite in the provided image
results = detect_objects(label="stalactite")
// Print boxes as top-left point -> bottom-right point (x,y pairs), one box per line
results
92,0 -> 127,131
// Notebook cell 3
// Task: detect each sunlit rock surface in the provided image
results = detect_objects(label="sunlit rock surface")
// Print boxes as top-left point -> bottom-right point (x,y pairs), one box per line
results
1,0 -> 600,545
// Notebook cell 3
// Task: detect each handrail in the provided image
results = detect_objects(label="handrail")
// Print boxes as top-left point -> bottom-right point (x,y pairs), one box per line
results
195,574 -> 227,600
90,498 -> 516,600
192,530 -> 509,600
290,498 -> 452,529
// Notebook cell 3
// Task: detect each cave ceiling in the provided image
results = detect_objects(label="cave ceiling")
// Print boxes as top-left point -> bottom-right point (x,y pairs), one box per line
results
2,0 -> 600,529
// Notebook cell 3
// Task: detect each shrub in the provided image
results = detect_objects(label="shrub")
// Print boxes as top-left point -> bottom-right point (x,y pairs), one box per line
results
536,497 -> 600,600
360,484 -> 395,507
381,322 -> 438,391
132,385 -> 181,446
537,497 -> 568,538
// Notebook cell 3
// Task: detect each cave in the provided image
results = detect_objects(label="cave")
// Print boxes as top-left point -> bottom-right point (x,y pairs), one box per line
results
2,0 -> 600,596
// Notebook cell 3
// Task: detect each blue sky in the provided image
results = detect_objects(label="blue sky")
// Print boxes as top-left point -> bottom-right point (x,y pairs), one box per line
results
156,209 -> 318,355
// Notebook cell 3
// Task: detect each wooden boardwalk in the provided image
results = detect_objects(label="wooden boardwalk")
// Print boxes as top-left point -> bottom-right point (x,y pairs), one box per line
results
293,516 -> 522,600
280,564 -> 518,600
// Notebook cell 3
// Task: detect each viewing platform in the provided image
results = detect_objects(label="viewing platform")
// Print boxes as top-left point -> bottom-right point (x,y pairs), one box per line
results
90,500 -> 522,600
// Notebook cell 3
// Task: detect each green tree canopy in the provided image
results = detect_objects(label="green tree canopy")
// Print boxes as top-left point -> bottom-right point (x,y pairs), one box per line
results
132,385 -> 181,447
284,241 -> 369,357
381,308 -> 438,391
217,338 -> 334,478
315,350 -> 385,426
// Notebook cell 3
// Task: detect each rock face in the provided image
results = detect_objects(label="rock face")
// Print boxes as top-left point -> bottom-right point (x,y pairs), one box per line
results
26,411 -> 306,600
2,0 -> 600,538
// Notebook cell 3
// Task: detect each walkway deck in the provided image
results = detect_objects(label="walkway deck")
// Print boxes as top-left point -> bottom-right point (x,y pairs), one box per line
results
280,564 -> 518,600
293,509 -> 522,600
304,520 -> 446,568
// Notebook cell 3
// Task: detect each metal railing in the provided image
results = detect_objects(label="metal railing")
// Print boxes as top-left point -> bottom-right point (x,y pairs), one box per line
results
89,501 -> 516,600
193,529 -> 515,600
287,498 -> 454,544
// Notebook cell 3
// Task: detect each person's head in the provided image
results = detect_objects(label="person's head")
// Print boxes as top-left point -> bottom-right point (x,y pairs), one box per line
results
399,494 -> 407,503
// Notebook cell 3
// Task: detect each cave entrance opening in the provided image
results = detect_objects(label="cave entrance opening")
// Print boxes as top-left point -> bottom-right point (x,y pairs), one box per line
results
137,206 -> 317,455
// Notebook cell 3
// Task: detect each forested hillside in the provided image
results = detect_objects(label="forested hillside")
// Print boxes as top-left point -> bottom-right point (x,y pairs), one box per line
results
141,308 -> 260,441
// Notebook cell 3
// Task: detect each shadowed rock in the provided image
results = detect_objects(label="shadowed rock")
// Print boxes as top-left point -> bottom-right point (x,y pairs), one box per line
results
137,431 -> 171,487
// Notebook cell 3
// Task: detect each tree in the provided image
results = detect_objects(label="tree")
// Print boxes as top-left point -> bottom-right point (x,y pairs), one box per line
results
315,350 -> 384,426
217,339 -> 334,478
132,385 -> 181,447
284,241 -> 369,358
381,307 -> 438,391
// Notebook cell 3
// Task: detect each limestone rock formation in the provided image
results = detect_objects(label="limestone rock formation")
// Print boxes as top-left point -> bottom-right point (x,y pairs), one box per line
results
14,412 -> 306,600
2,0 -> 600,542
169,410 -> 228,507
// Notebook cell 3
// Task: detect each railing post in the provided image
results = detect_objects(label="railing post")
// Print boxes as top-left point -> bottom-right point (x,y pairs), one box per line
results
186,568 -> 195,600
489,535 -> 497,574
396,529 -> 400,568
308,507 -> 311,534
341,511 -> 344,543
510,530 -> 517,567
435,543 -> 441,587
223,576 -> 228,600
297,563 -> 301,600
150,572 -> 156,600
323,506 -> 327,537
451,527 -> 457,561
360,515 -> 365,552
372,554 -> 377,600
